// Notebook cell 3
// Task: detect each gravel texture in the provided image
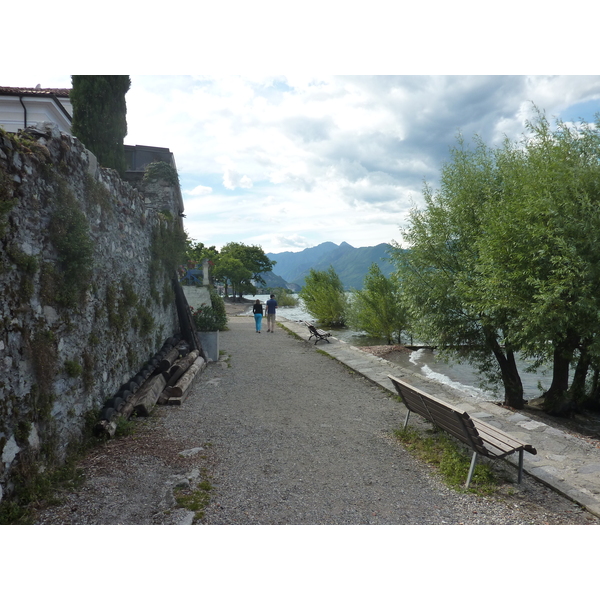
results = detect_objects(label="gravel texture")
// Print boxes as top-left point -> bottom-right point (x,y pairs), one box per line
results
34,307 -> 599,525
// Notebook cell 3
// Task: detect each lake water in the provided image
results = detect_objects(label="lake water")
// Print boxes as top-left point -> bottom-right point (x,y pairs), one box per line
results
245,293 -> 552,403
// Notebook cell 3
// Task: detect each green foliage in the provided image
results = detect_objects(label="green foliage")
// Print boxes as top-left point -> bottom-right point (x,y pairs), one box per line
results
84,173 -> 112,214
143,161 -> 179,186
70,75 -> 131,176
82,351 -> 95,392
392,108 -> 600,413
162,280 -> 175,308
137,304 -> 155,336
214,242 -> 275,297
114,416 -> 135,438
6,244 -> 38,274
0,165 -> 17,238
212,255 -> 253,297
122,279 -> 138,308
173,474 -> 212,523
15,421 -> 32,445
270,288 -> 298,307
191,295 -> 227,332
0,410 -> 100,524
347,263 -> 407,344
184,238 -> 219,267
64,360 -> 83,378
298,266 -> 348,327
29,329 -> 58,420
150,220 -> 188,284
8,244 -> 39,303
49,181 -> 94,309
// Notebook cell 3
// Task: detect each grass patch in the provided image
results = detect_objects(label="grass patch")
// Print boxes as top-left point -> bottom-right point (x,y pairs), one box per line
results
394,426 -> 498,495
279,324 -> 303,342
174,474 -> 212,523
114,416 -> 136,438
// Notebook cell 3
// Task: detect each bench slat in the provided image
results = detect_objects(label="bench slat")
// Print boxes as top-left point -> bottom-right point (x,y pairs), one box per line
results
392,379 -> 489,454
472,418 -> 537,456
410,400 -> 488,454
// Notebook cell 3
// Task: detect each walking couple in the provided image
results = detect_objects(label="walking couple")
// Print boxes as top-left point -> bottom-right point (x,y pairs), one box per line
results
253,294 -> 277,333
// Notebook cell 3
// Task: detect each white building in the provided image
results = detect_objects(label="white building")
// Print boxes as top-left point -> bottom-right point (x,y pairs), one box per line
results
0,85 -> 72,133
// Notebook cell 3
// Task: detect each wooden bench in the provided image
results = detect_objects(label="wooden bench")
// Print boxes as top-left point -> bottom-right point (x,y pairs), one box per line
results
304,322 -> 332,344
388,375 -> 537,488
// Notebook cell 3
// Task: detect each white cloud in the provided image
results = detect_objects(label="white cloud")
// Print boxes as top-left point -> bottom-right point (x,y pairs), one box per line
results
223,167 -> 253,190
9,73 -> 600,254
164,75 -> 600,252
187,184 -> 213,196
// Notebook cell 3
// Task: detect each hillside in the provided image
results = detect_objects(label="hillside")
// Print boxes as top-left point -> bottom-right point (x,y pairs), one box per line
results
267,241 -> 396,290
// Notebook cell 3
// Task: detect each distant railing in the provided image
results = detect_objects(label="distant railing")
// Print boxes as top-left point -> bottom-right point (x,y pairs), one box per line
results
180,268 -> 203,286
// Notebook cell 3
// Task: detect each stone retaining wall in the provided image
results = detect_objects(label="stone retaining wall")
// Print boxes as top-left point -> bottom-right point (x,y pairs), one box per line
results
0,123 -> 183,502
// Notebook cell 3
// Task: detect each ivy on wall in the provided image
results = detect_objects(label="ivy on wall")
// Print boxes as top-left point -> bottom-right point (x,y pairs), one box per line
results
48,180 -> 94,309
143,161 -> 180,186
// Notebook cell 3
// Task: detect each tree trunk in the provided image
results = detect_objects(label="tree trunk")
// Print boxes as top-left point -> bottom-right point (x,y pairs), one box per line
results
157,347 -> 181,373
132,373 -> 168,417
543,333 -> 579,416
496,347 -> 525,409
588,368 -> 600,411
166,350 -> 200,387
95,373 -> 167,436
484,327 -> 524,409
569,343 -> 591,406
164,356 -> 206,399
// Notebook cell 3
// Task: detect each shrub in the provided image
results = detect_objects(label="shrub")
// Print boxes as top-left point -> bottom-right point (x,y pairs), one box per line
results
64,360 -> 83,378
191,303 -> 227,331
270,288 -> 298,307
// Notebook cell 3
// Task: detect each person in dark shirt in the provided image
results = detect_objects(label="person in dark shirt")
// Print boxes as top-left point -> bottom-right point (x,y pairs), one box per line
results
253,299 -> 264,333
265,294 -> 278,333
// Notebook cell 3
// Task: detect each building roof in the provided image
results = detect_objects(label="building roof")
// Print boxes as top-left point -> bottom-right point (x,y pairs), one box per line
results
0,86 -> 71,97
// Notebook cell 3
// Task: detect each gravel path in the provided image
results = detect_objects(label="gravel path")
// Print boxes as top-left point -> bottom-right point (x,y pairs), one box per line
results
34,314 -> 598,525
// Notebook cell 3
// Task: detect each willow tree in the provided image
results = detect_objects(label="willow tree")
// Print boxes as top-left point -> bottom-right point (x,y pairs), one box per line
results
70,75 -> 131,175
393,109 -> 600,414
299,266 -> 348,327
347,263 -> 407,344
473,112 -> 600,415
391,135 -> 526,408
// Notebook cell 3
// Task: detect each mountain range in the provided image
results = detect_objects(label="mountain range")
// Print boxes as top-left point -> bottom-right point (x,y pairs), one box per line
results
264,241 -> 396,290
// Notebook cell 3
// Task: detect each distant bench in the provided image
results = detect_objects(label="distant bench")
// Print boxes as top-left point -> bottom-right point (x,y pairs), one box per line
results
303,322 -> 332,344
388,375 -> 537,488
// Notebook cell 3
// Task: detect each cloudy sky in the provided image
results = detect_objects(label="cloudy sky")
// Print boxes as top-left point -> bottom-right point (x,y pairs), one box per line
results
126,76 -> 600,253
6,74 -> 600,254
5,6 -> 600,256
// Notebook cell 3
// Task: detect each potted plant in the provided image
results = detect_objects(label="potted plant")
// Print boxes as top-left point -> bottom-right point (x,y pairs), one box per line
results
191,294 -> 227,361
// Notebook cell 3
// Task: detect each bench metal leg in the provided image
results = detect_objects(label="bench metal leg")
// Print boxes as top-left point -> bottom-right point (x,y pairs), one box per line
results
466,452 -> 478,488
403,409 -> 411,430
517,449 -> 524,484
